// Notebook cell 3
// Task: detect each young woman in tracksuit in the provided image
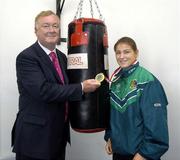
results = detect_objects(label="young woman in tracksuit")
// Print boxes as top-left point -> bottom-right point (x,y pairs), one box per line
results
104,37 -> 169,160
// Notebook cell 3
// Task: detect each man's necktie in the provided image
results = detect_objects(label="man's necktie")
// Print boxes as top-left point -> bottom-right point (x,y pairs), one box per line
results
49,51 -> 64,83
49,51 -> 68,121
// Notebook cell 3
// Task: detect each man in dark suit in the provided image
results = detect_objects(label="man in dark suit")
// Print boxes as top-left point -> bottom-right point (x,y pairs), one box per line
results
11,10 -> 100,160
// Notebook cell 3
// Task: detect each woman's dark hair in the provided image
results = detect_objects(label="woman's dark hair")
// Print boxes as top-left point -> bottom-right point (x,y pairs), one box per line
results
114,37 -> 138,52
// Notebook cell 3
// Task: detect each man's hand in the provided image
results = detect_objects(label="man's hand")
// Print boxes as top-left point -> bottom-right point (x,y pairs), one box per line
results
82,79 -> 101,93
105,138 -> 112,155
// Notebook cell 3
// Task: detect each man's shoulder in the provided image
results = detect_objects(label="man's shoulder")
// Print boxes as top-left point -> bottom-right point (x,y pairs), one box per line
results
16,42 -> 40,62
20,42 -> 36,53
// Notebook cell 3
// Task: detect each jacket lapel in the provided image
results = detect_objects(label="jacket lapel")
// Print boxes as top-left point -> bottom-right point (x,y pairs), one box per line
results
33,42 -> 63,84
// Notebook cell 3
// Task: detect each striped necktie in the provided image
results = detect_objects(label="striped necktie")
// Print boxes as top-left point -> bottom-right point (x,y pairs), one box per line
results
49,51 -> 64,83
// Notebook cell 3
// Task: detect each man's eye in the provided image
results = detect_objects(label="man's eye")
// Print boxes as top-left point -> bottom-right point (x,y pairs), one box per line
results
42,25 -> 49,28
53,25 -> 59,28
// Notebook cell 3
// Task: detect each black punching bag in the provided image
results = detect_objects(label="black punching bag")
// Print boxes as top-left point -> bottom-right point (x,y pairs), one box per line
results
67,18 -> 109,133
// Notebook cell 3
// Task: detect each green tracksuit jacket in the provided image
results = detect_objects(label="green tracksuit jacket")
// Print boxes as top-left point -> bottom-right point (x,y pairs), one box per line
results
104,62 -> 169,160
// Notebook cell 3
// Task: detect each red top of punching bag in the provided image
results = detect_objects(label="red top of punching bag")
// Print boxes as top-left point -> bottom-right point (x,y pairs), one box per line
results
69,18 -> 108,47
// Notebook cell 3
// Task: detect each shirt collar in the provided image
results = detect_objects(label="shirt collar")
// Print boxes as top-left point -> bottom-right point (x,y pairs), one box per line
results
38,41 -> 56,55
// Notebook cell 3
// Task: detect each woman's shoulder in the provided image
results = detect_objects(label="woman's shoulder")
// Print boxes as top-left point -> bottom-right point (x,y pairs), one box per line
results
135,66 -> 155,82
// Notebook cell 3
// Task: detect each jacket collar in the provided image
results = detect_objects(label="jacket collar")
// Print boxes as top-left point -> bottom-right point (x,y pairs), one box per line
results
115,61 -> 139,79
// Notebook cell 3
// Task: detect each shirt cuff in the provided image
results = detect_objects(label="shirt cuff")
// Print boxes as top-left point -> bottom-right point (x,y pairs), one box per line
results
81,82 -> 84,95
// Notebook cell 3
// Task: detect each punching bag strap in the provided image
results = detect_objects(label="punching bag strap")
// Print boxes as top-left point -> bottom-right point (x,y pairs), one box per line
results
70,18 -> 89,47
103,30 -> 108,48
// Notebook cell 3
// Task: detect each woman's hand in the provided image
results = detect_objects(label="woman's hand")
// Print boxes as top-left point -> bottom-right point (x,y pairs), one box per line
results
133,153 -> 146,160
105,138 -> 113,155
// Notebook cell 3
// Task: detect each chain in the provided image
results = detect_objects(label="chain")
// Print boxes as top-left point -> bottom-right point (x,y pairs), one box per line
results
93,0 -> 103,20
79,0 -> 84,18
74,0 -> 103,20
74,0 -> 84,20
89,0 -> 94,18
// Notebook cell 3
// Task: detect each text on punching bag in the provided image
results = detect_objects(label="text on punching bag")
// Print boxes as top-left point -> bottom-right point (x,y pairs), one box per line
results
67,53 -> 88,69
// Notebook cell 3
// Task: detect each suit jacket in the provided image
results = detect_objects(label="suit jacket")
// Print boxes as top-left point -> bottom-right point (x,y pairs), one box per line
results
12,41 -> 82,159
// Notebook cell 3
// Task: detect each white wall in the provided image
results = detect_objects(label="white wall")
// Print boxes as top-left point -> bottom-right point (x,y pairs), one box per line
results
0,0 -> 179,159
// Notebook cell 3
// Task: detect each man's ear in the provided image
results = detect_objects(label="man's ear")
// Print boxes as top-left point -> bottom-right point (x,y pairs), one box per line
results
34,27 -> 37,34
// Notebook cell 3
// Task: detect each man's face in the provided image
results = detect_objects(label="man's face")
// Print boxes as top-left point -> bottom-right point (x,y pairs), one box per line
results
35,15 -> 60,50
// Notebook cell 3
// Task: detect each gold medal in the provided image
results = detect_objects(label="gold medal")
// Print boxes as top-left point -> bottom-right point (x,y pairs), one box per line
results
95,73 -> 105,83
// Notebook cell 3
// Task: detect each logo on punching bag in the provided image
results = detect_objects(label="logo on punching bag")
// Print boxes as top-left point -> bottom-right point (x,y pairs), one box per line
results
67,53 -> 88,69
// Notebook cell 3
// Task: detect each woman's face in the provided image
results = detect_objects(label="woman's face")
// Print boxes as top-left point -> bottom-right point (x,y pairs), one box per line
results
115,43 -> 138,68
